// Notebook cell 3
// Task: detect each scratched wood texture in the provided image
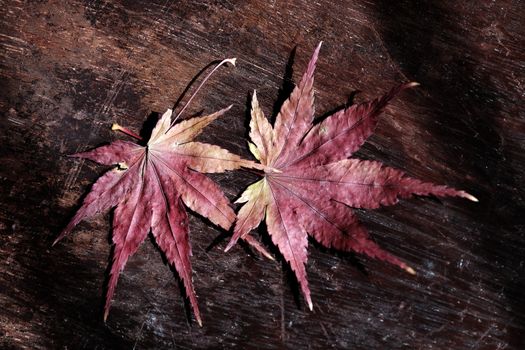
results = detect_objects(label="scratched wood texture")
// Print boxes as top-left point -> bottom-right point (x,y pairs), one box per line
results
1,0 -> 524,349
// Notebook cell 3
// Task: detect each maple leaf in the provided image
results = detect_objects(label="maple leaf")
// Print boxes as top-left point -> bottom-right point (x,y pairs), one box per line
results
225,43 -> 477,310
54,59 -> 267,326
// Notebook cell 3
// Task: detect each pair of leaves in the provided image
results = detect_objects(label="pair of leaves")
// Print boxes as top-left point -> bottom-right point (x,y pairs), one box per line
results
57,43 -> 475,325
225,42 -> 476,310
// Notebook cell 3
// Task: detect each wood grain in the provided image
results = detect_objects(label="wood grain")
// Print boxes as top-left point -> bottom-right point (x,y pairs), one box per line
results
1,0 -> 524,349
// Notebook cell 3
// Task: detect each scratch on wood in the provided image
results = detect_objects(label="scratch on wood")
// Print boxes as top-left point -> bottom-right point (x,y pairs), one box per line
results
471,324 -> 494,349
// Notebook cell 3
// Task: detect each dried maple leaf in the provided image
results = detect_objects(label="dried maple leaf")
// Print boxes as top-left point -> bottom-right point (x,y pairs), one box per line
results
55,59 -> 267,326
225,43 -> 477,310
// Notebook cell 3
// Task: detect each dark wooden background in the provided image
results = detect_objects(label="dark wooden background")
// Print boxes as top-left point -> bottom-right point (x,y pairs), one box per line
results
1,0 -> 524,349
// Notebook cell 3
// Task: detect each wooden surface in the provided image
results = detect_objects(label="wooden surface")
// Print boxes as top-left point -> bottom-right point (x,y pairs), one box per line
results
1,0 -> 524,349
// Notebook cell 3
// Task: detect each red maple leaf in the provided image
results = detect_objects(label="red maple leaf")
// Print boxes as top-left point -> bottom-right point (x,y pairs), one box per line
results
55,60 -> 268,326
225,43 -> 477,310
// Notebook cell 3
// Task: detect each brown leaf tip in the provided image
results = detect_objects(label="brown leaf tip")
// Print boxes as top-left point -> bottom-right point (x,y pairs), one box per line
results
307,299 -> 314,311
463,192 -> 479,202
405,266 -> 416,275
263,251 -> 275,261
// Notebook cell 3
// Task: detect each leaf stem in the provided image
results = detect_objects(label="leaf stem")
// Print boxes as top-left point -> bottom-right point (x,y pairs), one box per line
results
169,58 -> 237,129
111,123 -> 142,141
240,165 -> 282,176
